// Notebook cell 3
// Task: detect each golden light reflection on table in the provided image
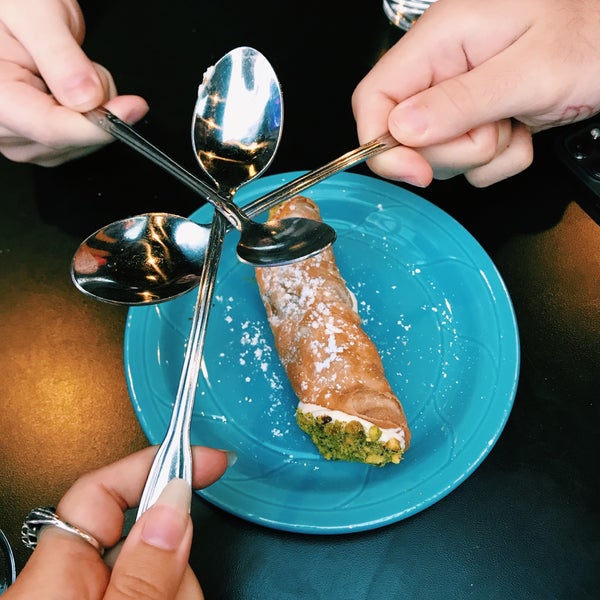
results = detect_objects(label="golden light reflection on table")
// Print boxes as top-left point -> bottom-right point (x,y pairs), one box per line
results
495,201 -> 600,398
0,182 -> 148,569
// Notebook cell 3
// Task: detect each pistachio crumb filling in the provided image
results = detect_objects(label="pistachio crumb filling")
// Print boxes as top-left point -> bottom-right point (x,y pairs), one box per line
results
295,410 -> 405,467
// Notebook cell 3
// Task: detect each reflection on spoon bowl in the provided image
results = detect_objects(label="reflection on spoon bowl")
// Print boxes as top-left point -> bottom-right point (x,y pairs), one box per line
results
237,216 -> 336,266
71,213 -> 210,306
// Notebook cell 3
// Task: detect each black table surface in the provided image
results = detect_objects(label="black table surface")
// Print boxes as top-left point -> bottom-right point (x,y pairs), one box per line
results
1,2 -> 598,598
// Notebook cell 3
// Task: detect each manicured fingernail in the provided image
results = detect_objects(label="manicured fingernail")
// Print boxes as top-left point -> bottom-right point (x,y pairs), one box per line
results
224,450 -> 238,467
141,479 -> 191,550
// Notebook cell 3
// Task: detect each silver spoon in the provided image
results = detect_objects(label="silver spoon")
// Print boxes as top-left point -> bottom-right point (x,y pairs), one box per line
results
191,46 -> 336,265
71,132 -> 396,305
135,47 -> 285,517
82,51 -> 335,267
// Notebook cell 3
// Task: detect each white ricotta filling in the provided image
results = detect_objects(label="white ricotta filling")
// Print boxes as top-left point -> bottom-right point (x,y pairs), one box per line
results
297,401 -> 406,449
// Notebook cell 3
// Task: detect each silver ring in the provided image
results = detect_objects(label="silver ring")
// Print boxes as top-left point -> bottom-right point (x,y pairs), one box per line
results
21,507 -> 105,556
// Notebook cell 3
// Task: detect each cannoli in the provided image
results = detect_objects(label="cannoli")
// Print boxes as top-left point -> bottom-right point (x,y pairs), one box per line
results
255,196 -> 411,466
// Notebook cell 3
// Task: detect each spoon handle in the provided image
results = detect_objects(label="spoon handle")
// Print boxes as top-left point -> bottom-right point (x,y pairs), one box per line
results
136,212 -> 227,519
243,133 -> 397,220
85,108 -> 247,230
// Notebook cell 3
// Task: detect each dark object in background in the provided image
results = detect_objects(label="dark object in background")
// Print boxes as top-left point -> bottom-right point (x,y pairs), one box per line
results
555,118 -> 600,226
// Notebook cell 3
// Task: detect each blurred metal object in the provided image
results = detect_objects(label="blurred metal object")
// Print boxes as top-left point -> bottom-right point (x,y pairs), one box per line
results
383,0 -> 437,31
0,528 -> 16,592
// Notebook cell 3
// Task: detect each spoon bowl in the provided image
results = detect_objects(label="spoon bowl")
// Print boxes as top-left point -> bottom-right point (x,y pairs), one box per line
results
71,213 -> 208,305
192,46 -> 283,197
0,528 -> 16,592
237,216 -> 337,266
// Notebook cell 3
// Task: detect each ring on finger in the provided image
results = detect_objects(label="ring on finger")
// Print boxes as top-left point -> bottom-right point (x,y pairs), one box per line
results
21,506 -> 105,556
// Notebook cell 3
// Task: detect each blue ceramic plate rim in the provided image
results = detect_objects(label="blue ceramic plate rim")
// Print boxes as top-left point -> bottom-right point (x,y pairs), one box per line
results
124,171 -> 520,534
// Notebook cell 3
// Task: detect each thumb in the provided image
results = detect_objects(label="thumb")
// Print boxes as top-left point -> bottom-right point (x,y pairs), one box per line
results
5,0 -> 107,110
387,49 -> 531,148
104,479 -> 199,600
374,0 -> 545,147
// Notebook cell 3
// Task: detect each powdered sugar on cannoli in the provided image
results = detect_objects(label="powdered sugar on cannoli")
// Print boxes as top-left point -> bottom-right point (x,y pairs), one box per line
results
255,196 -> 411,466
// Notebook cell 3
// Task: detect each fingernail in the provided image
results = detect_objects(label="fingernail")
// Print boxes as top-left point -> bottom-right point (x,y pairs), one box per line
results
120,100 -> 150,125
393,102 -> 429,137
62,75 -> 101,108
403,176 -> 428,188
224,450 -> 238,467
141,479 -> 191,551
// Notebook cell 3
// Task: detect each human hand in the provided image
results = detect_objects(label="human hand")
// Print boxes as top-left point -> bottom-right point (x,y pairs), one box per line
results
4,445 -> 231,599
352,0 -> 600,187
0,0 -> 148,166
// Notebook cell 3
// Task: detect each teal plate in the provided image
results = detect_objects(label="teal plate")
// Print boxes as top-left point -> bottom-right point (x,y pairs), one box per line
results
124,171 -> 520,534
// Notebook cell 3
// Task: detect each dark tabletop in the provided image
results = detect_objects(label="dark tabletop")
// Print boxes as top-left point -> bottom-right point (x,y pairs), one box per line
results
1,2 -> 599,598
